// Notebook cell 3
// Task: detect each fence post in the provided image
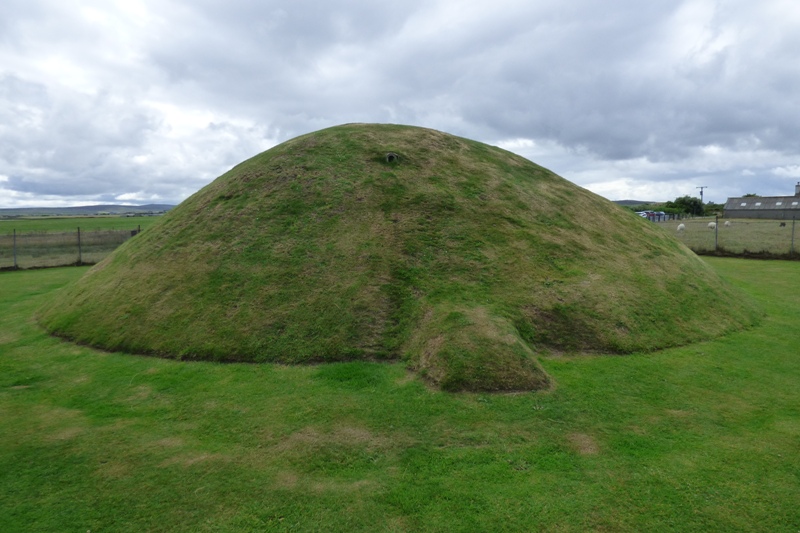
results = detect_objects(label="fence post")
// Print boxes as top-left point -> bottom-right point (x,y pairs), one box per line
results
715,215 -> 719,252
77,227 -> 82,265
13,229 -> 17,269
792,217 -> 796,257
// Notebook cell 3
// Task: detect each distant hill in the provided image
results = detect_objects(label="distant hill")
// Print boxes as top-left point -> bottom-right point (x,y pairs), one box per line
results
612,200 -> 662,207
0,204 -> 175,217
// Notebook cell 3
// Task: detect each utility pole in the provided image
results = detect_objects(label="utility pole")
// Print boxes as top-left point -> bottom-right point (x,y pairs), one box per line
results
695,185 -> 708,215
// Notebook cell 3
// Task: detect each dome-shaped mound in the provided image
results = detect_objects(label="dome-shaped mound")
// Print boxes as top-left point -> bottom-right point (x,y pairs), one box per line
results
39,124 -> 760,391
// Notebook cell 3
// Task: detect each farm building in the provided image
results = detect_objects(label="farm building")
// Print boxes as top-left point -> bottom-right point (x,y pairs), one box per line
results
724,182 -> 800,220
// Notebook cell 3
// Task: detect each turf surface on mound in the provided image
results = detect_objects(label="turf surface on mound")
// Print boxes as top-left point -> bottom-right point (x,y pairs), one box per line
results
39,124 -> 760,391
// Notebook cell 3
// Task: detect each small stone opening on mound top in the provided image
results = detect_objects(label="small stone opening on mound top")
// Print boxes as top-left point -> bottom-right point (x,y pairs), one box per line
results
37,123 -> 762,393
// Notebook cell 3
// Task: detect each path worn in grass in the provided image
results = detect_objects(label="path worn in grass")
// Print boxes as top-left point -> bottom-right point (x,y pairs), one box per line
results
1,258 -> 799,532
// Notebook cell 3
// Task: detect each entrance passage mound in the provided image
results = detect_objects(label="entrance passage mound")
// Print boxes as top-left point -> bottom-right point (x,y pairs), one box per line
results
39,124 -> 760,391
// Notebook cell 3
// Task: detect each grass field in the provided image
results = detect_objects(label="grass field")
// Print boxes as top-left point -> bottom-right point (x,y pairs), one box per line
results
656,217 -> 799,257
0,215 -> 162,233
1,258 -> 798,532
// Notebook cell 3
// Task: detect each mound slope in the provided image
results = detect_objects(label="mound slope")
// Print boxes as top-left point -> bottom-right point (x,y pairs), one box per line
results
39,124 -> 760,391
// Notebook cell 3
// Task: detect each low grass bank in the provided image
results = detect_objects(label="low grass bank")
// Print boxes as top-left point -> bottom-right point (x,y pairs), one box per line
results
1,258 -> 798,532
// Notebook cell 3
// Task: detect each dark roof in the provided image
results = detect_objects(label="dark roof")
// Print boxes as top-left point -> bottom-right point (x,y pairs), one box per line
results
724,196 -> 800,211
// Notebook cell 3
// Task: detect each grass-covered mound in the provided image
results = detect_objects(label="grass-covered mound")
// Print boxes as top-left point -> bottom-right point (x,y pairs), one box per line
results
38,124 -> 760,391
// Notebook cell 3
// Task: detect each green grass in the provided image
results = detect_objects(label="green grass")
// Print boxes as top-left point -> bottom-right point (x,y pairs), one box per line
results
36,124 -> 761,391
1,258 -> 799,532
0,215 -> 161,234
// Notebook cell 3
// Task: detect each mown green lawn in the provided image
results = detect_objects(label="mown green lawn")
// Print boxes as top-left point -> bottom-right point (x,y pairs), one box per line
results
1,258 -> 798,532
0,215 -> 162,234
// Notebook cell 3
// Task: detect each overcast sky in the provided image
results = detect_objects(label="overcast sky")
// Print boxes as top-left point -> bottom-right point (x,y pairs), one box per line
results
2,0 -> 799,207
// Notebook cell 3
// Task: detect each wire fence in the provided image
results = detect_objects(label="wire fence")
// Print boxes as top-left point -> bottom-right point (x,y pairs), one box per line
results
0,227 -> 140,270
2,218 -> 797,270
639,213 -> 690,222
656,216 -> 798,259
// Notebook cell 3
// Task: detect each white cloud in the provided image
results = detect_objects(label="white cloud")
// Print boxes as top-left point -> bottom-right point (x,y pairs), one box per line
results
114,191 -> 163,203
772,165 -> 800,178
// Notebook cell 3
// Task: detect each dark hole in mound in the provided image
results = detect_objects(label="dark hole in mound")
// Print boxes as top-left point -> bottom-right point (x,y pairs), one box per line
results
385,152 -> 399,163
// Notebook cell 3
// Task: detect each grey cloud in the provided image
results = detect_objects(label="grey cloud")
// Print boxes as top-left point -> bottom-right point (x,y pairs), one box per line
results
0,74 -> 163,198
2,80 -> 158,160
2,0 -> 800,206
